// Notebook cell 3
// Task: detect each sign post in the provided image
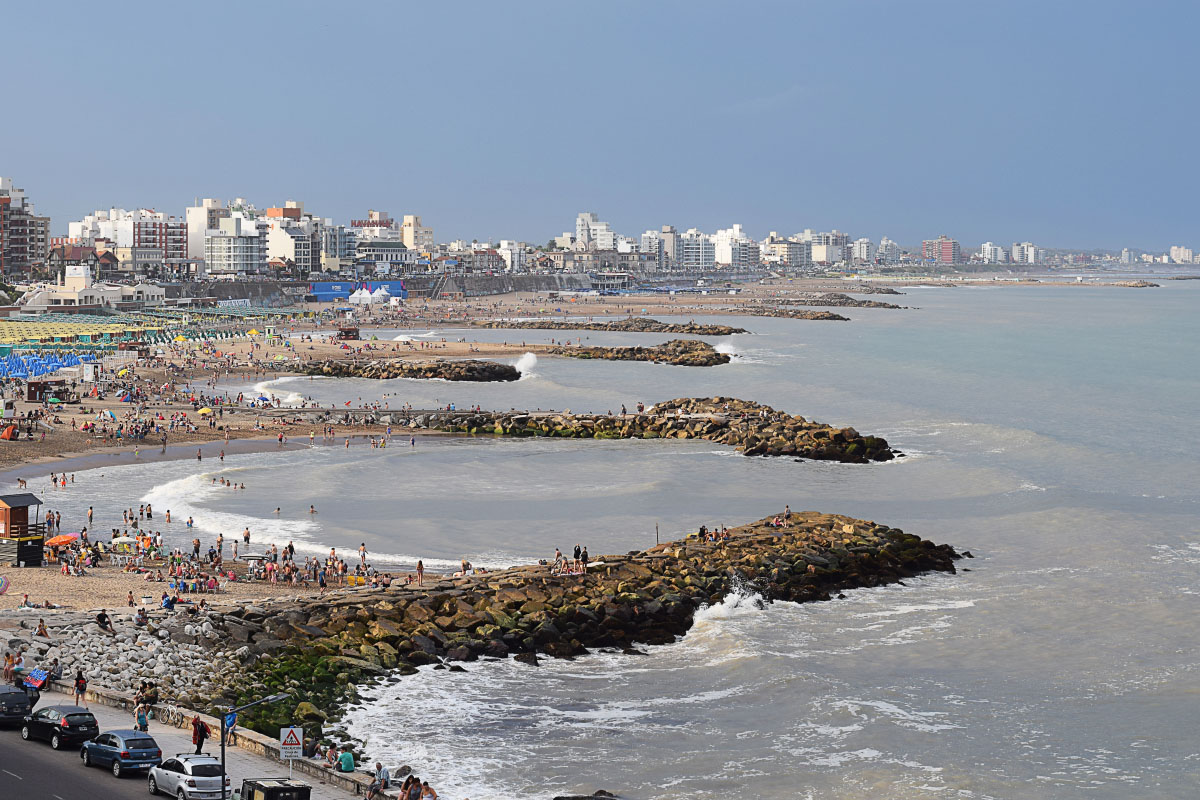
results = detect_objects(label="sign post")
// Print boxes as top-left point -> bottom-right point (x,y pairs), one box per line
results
279,726 -> 303,779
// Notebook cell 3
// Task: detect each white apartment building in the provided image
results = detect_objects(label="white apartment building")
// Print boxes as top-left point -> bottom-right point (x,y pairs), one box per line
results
876,237 -> 900,263
713,224 -> 760,269
1168,245 -> 1194,264
1011,242 -> 1041,264
574,212 -> 617,250
640,230 -> 664,270
204,214 -> 265,276
401,215 -> 434,252
185,199 -> 232,260
979,241 -> 1007,263
1120,248 -> 1135,264
676,229 -> 715,271
497,240 -> 526,272
851,238 -> 876,263
67,208 -> 187,267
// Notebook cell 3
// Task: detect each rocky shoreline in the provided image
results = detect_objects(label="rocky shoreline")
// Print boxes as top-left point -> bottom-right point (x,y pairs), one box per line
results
549,339 -> 730,367
304,358 -> 521,381
402,396 -> 896,462
473,316 -> 749,335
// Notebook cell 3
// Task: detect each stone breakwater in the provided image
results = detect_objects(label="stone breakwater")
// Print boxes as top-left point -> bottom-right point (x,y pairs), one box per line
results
304,358 -> 520,382
403,396 -> 895,462
744,307 -> 850,321
473,316 -> 748,335
767,292 -> 904,309
213,511 -> 959,737
549,339 -> 730,367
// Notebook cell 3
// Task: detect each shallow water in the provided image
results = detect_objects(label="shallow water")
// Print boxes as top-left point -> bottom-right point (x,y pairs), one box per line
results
29,284 -> 1200,798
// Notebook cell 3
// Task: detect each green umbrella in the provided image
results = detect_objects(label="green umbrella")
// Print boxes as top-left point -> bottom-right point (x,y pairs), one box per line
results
47,398 -> 62,404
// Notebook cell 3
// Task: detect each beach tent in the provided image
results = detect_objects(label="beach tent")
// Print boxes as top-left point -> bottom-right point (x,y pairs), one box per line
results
348,288 -> 373,305
0,425 -> 17,441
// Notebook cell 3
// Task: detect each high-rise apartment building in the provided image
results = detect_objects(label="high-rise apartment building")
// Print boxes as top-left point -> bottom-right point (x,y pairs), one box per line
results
762,233 -> 811,269
922,235 -> 961,264
574,212 -> 616,250
659,225 -> 678,268
1120,248 -> 1135,264
714,224 -> 760,269
876,237 -> 900,263
1168,245 -> 1194,264
676,229 -> 715,270
979,242 -> 1007,263
0,177 -> 50,275
68,208 -> 187,266
185,199 -> 230,260
851,238 -> 876,263
204,213 -> 265,276
1010,241 -> 1040,264
639,230 -> 664,270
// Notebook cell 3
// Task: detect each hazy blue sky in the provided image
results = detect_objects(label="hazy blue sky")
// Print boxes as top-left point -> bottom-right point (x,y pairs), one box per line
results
4,1 -> 1195,250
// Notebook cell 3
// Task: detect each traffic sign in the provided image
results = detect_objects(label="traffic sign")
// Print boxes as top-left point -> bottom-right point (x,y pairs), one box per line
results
279,726 -> 303,760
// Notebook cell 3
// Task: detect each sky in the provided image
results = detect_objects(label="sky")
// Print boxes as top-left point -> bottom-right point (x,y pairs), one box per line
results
3,0 -> 1196,251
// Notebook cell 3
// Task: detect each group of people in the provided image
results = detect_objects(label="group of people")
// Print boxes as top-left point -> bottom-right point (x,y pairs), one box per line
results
551,544 -> 591,575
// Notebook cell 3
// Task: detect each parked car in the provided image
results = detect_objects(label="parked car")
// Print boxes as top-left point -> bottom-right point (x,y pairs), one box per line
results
80,728 -> 163,777
20,704 -> 99,749
0,684 -> 33,726
148,753 -> 231,799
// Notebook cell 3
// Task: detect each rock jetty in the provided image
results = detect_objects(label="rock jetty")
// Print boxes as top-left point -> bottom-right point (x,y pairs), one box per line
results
473,317 -> 748,335
1111,280 -> 1159,288
550,339 -> 730,367
745,307 -> 849,321
404,396 -> 894,462
304,358 -> 520,382
217,511 -> 959,736
770,293 -> 903,309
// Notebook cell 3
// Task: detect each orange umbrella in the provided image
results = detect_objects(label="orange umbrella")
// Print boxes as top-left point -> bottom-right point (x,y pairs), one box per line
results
45,533 -> 80,547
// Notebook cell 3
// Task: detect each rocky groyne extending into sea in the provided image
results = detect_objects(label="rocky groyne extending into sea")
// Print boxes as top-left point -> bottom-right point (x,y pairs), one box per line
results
207,511 -> 959,737
549,339 -> 730,367
473,317 -> 748,335
403,396 -> 895,462
745,307 -> 850,321
770,292 -> 904,309
304,358 -> 520,381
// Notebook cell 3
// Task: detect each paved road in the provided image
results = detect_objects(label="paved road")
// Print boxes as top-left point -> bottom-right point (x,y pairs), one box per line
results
0,726 -> 149,800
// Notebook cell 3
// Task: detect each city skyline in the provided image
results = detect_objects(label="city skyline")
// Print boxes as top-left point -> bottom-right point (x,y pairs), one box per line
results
4,1 -> 1197,251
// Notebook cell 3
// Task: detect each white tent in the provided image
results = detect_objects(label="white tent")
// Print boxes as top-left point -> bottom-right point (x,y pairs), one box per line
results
370,286 -> 392,303
348,288 -> 373,305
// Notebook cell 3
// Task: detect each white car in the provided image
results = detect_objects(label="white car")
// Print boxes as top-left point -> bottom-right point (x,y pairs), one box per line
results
148,754 -> 231,800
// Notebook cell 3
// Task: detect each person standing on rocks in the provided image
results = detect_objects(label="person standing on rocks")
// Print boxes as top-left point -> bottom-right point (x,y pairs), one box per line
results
573,544 -> 581,572
191,714 -> 211,755
416,560 -> 424,586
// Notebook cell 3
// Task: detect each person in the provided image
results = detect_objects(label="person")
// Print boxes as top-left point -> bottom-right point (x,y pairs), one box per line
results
127,591 -> 135,607
405,777 -> 423,800
580,546 -> 589,572
18,593 -> 33,609
34,619 -> 50,638
336,745 -> 355,773
47,658 -> 62,681
421,780 -> 438,799
134,607 -> 149,626
359,543 -> 367,565
573,544 -> 582,572
135,703 -> 149,732
1,652 -> 13,682
74,670 -> 88,708
416,560 -> 424,586
324,744 -> 338,768
191,714 -> 211,754
96,609 -> 115,634
367,762 -> 390,799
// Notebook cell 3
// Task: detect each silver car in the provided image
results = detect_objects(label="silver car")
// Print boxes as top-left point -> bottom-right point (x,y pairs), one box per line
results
148,754 -> 231,800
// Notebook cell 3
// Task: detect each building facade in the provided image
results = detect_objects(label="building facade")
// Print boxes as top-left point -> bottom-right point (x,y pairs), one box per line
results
401,215 -> 434,252
922,235 -> 962,264
0,177 -> 50,275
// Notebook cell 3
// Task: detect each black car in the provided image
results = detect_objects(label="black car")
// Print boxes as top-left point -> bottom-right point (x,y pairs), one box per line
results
21,704 -> 99,749
0,685 -> 32,725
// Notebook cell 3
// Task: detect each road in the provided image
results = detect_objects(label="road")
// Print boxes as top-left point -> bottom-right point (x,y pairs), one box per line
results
0,726 -> 150,800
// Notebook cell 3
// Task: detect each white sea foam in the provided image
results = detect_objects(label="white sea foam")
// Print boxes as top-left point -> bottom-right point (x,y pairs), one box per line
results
251,378 -> 305,405
514,351 -> 538,378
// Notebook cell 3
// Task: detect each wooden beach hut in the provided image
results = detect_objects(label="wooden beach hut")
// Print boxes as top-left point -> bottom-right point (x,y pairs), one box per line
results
0,493 -> 46,567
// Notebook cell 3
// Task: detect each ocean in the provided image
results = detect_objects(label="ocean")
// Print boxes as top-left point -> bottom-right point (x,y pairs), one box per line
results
29,283 -> 1200,798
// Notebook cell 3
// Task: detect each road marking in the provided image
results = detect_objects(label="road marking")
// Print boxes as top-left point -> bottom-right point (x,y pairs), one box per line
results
2,769 -> 21,779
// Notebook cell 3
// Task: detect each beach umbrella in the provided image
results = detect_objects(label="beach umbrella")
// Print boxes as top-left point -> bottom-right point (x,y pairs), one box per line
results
197,407 -> 213,415
247,328 -> 260,335
111,536 -> 137,544
45,532 -> 80,546
0,575 -> 8,595
173,335 -> 187,342
47,398 -> 62,404
118,369 -> 128,376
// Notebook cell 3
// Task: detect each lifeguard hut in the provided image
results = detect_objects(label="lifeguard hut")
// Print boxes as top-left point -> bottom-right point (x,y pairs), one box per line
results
0,493 -> 45,567
263,324 -> 282,345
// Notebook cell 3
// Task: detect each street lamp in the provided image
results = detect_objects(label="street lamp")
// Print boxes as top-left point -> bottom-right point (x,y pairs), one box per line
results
221,691 -> 288,799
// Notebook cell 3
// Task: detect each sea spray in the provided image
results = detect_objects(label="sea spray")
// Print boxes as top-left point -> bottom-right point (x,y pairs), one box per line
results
714,342 -> 737,356
515,351 -> 538,378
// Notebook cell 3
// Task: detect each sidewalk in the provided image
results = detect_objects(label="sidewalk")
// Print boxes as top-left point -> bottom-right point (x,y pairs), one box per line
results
41,687 -> 359,799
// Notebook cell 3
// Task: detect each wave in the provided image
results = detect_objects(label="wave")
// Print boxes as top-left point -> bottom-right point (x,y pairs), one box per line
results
251,378 -> 305,405
514,352 -> 538,379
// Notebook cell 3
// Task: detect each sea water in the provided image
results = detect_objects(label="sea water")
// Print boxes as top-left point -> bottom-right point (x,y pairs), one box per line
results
29,284 -> 1200,798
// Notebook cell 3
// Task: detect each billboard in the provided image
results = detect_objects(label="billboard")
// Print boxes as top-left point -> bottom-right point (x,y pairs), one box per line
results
307,280 -> 408,301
